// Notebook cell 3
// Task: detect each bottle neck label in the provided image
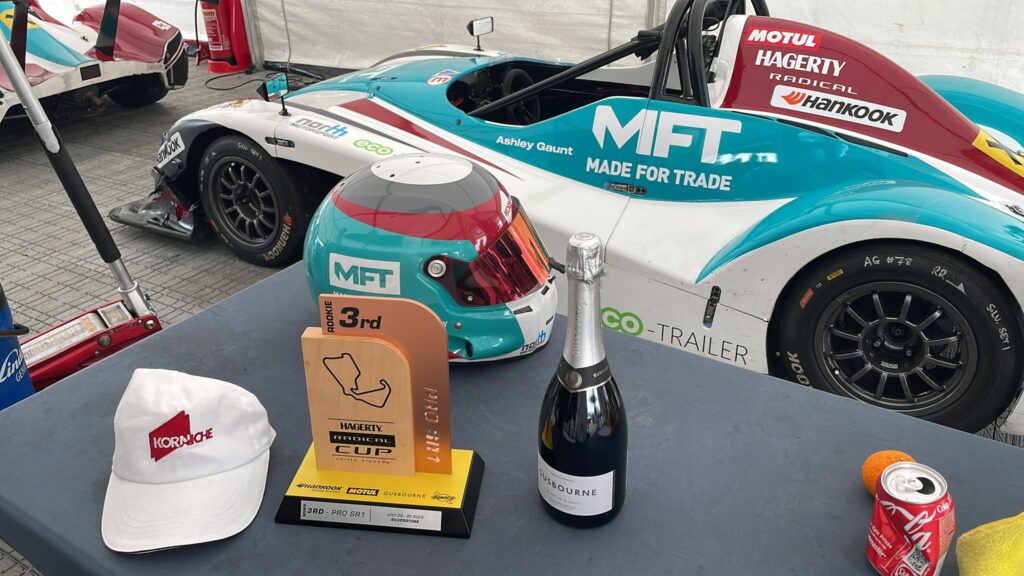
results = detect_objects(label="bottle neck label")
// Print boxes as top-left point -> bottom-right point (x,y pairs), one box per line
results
538,452 -> 615,516
562,275 -> 606,368
556,357 -> 612,392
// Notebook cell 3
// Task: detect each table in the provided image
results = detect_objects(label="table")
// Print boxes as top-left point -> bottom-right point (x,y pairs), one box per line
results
1,264 -> 1022,575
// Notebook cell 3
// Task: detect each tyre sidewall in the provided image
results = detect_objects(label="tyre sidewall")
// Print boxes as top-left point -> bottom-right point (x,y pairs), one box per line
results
199,136 -> 304,266
777,244 -> 1022,431
109,74 -> 168,108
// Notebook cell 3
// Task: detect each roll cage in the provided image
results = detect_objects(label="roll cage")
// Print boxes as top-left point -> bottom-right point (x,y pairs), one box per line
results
468,0 -> 769,119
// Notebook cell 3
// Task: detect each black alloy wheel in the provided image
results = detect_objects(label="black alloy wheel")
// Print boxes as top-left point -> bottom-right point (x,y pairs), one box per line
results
210,158 -> 279,249
817,282 -> 976,412
776,243 -> 1023,432
198,135 -> 312,266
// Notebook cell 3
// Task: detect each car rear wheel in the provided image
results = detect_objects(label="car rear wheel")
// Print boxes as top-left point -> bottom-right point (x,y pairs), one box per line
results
108,74 -> 169,108
198,135 -> 311,266
776,243 -> 1023,432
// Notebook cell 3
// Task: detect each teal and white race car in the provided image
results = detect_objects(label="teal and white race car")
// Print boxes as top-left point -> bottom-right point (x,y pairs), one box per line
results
112,0 -> 1024,432
0,0 -> 187,122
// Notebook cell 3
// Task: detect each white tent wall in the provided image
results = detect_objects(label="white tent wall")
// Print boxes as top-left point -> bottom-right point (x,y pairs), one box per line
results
253,0 -> 1023,92
37,0 -> 207,41
250,0 -> 649,70
31,1 -> 1024,92
762,1 -> 1024,93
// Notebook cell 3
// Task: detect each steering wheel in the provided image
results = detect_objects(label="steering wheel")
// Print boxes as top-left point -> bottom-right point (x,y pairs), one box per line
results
501,69 -> 541,125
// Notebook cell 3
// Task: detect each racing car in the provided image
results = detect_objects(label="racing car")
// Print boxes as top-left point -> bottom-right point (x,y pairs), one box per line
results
110,0 -> 1024,433
0,0 -> 187,122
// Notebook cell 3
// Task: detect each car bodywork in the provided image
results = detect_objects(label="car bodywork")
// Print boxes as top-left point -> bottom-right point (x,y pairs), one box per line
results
0,0 -> 186,122
112,6 -> 1024,428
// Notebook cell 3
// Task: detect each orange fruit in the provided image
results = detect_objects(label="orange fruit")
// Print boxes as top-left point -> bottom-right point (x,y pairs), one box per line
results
862,450 -> 915,496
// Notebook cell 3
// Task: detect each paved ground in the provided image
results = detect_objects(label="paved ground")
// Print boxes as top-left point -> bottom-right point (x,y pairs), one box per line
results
1,64 -> 277,335
0,63 -> 278,575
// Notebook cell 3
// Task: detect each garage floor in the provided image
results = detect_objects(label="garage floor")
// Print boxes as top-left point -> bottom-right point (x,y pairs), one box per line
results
0,63 -> 280,576
1,64 -> 277,336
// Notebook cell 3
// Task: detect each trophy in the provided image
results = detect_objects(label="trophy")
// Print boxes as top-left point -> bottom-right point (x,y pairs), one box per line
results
275,295 -> 484,537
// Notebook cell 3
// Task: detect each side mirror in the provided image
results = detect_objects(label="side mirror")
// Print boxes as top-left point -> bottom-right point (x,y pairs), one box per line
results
466,17 -> 494,51
257,73 -> 289,102
467,17 -> 494,37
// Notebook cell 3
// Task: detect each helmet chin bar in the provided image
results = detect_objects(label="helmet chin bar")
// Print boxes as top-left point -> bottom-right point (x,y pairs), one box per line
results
447,275 -> 559,363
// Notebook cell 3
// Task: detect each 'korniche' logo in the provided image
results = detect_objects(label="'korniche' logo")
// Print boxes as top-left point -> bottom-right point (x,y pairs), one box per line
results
149,411 -> 213,462
770,85 -> 907,133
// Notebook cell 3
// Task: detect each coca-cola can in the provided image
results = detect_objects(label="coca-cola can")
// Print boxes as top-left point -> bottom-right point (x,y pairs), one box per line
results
866,462 -> 956,576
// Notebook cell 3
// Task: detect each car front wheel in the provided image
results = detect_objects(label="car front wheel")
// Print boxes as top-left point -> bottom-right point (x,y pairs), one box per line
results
198,135 -> 310,266
108,74 -> 169,108
776,243 -> 1023,432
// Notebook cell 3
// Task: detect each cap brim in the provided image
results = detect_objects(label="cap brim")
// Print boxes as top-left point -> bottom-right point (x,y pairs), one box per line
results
102,450 -> 269,553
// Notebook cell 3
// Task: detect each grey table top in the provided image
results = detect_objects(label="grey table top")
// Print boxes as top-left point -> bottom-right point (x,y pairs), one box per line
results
1,264 -> 1022,576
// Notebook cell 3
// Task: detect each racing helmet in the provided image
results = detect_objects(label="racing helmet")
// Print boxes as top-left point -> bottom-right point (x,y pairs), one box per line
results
305,153 -> 557,361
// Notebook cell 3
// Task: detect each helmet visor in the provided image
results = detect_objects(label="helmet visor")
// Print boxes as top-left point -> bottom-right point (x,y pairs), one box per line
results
431,199 -> 551,307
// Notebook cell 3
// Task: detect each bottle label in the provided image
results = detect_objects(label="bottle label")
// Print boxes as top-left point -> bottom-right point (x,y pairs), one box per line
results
538,453 -> 614,516
556,358 -> 611,391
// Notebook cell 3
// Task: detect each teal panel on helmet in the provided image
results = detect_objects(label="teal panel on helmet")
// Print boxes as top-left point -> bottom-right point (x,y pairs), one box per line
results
698,183 -> 1024,282
0,3 -> 93,69
922,75 -> 1024,149
304,195 -> 527,358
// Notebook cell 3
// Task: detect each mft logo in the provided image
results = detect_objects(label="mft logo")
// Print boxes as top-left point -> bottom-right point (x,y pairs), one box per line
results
592,105 -> 741,163
329,254 -> 401,295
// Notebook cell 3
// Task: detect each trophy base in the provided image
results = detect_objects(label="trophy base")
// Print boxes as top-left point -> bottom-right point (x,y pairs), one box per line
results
275,445 -> 484,538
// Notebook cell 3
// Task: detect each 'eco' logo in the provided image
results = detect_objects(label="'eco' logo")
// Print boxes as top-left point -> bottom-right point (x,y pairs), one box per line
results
329,253 -> 401,295
592,105 -> 741,163
354,139 -> 394,155
601,307 -> 644,336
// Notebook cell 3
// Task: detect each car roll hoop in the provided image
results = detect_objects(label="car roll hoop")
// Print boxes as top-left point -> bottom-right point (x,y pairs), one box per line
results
467,0 -> 769,120
650,0 -> 769,106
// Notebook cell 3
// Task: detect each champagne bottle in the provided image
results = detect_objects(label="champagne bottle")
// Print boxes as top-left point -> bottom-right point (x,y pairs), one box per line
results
537,232 -> 627,527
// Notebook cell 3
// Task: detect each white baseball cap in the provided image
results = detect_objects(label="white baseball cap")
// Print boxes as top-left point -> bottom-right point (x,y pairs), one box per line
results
102,369 -> 276,553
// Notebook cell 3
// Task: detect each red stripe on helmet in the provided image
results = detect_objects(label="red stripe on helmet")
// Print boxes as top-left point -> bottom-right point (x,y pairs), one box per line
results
331,188 -> 512,252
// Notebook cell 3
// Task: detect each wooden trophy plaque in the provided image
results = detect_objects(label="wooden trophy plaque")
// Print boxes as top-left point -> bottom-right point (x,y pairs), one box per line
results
276,295 -> 484,538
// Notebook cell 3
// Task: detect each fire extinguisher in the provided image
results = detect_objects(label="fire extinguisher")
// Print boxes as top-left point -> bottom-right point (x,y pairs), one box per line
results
200,0 -> 252,74
0,282 -> 34,411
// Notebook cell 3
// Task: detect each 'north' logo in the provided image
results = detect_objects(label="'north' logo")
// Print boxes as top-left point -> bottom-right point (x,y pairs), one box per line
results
149,411 -> 213,462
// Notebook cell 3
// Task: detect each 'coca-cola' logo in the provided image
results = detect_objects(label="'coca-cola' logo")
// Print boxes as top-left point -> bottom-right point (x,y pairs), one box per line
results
895,566 -> 914,576
881,500 -> 936,551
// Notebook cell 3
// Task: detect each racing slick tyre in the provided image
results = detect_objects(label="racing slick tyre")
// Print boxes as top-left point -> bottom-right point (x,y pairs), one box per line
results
776,243 -> 1023,432
108,74 -> 170,108
199,135 -> 311,267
